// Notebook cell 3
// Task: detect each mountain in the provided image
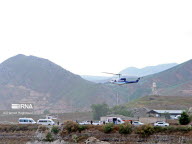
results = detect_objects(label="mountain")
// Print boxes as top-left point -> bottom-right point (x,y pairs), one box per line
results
122,59 -> 192,101
0,54 -> 130,113
0,55 -> 191,114
119,63 -> 178,77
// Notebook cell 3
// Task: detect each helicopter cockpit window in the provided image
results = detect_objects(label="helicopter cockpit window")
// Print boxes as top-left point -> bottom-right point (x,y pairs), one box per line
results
120,78 -> 126,81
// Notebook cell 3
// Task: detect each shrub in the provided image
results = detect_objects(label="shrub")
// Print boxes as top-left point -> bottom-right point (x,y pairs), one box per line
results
118,123 -> 132,134
103,123 -> 114,133
51,126 -> 60,134
0,124 -> 38,133
135,125 -> 154,137
162,126 -> 176,133
175,126 -> 192,133
15,125 -> 29,131
63,121 -> 79,133
153,126 -> 164,133
113,125 -> 120,132
92,125 -> 103,132
38,125 -> 48,132
72,134 -> 79,143
179,111 -> 190,125
154,126 -> 192,134
8,125 -> 17,132
45,132 -> 54,142
78,125 -> 87,132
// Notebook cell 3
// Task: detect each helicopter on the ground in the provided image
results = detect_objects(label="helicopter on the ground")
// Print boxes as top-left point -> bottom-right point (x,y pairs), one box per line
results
103,72 -> 142,85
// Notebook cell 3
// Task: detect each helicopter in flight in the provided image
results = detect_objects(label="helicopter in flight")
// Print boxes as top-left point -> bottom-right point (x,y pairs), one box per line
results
103,72 -> 142,85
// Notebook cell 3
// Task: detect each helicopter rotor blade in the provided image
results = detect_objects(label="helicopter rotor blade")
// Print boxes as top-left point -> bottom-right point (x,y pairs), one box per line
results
102,72 -> 117,75
102,72 -> 122,77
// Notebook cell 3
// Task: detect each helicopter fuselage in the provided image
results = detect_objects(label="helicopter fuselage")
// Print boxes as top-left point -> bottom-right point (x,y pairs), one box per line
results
110,77 -> 140,85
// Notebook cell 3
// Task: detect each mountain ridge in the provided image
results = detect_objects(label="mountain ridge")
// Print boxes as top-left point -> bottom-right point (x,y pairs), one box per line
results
0,54 -> 122,113
124,59 -> 192,100
119,63 -> 178,77
0,54 -> 191,113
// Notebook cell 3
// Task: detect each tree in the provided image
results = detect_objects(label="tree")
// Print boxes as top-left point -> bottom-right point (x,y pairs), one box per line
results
179,111 -> 190,125
91,103 -> 109,120
110,105 -> 133,117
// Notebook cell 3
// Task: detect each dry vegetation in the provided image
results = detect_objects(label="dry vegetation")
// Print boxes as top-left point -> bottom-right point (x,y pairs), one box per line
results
0,124 -> 47,144
127,95 -> 192,110
59,121 -> 192,143
1,122 -> 192,143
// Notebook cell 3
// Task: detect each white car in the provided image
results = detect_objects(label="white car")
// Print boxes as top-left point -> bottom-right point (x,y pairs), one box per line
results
19,118 -> 36,124
93,121 -> 102,125
154,121 -> 169,127
132,121 -> 144,126
79,121 -> 91,125
37,119 -> 55,125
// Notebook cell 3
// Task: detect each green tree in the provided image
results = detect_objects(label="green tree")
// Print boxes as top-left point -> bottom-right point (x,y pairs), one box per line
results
110,105 -> 133,117
91,103 -> 109,120
179,111 -> 190,125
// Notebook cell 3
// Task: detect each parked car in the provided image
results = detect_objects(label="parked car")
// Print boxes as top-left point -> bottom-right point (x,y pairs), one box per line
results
154,121 -> 169,126
37,119 -> 55,125
79,121 -> 91,125
93,121 -> 102,125
132,121 -> 144,126
18,118 -> 36,124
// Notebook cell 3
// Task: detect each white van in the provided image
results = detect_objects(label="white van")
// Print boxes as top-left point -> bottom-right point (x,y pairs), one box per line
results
37,119 -> 55,125
105,117 -> 124,124
18,118 -> 36,124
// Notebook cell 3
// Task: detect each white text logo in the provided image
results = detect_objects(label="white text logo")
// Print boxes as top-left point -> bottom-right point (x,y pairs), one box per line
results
11,104 -> 33,109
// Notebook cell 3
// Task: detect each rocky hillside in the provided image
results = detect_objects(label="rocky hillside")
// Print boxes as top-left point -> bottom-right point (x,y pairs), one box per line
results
0,54 -> 127,113
123,59 -> 192,101
0,55 -> 191,113
126,95 -> 192,110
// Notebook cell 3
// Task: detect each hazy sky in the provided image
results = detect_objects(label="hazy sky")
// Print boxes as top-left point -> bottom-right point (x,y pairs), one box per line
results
0,0 -> 191,76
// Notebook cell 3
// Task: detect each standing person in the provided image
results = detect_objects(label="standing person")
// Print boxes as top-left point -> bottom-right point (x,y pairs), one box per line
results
57,121 -> 60,125
76,120 -> 78,124
90,120 -> 93,125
